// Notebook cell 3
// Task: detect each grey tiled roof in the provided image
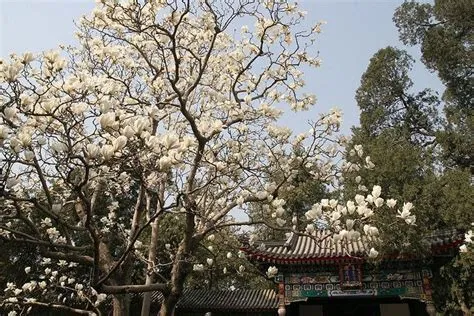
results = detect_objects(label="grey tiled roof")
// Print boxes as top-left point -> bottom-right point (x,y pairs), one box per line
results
145,289 -> 278,312
244,230 -> 463,264
177,289 -> 278,311
245,232 -> 373,264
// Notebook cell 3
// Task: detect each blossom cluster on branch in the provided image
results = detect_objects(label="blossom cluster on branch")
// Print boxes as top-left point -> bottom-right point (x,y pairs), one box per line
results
1,0 -> 419,314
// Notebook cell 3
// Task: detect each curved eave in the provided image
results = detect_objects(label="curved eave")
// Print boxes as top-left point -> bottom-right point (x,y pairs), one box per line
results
244,250 -> 365,265
242,238 -> 464,265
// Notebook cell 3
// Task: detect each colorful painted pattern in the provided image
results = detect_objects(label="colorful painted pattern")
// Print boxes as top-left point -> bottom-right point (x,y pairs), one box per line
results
280,269 -> 432,302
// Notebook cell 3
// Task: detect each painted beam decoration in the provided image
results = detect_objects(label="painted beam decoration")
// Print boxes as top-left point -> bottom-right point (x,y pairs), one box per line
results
275,268 -> 433,303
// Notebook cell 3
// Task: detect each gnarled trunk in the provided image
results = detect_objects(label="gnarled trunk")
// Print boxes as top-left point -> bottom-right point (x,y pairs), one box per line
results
460,302 -> 472,316
141,219 -> 160,316
158,293 -> 180,316
112,294 -> 130,316
158,237 -> 194,316
157,254 -> 188,316
158,200 -> 197,316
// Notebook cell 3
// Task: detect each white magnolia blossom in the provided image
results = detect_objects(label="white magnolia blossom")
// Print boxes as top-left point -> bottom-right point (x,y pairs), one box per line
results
397,202 -> 416,225
465,230 -> 473,244
0,0 -> 420,313
386,199 -> 397,208
193,264 -> 204,272
266,266 -> 279,278
460,224 -> 474,253
368,248 -> 379,259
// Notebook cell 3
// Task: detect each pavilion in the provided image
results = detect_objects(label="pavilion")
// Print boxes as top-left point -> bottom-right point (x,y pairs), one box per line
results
242,230 -> 463,316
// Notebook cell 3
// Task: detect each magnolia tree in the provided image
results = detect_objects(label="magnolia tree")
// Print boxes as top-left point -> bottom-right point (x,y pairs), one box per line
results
0,0 -> 418,315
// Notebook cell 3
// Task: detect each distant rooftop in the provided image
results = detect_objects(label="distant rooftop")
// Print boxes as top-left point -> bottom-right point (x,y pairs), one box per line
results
144,289 -> 278,312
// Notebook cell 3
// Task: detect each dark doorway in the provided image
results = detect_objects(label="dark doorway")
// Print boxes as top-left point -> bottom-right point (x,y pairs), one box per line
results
288,297 -> 415,316
324,300 -> 380,316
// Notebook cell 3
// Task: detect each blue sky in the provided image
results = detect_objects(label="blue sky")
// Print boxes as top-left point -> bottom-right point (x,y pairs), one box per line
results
0,0 -> 443,135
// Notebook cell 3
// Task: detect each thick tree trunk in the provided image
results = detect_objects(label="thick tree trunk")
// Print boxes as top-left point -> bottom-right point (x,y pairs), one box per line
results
141,219 -> 160,316
157,236 -> 195,316
157,255 -> 187,316
157,200 -> 197,316
158,294 -> 180,316
460,302 -> 472,316
112,294 -> 130,316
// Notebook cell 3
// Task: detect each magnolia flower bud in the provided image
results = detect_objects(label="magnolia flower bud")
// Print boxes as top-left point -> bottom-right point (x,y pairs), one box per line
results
101,145 -> 115,160
159,156 -> 172,169
275,207 -> 285,217
4,107 -> 17,120
86,144 -> 100,158
365,156 -> 375,169
163,133 -> 179,150
345,219 -> 355,230
122,125 -> 135,138
355,195 -> 365,205
276,218 -> 286,227
354,144 -> 363,157
51,141 -> 67,153
206,258 -> 213,266
99,112 -> 115,128
113,135 -> 127,151
292,216 -> 298,225
23,150 -> 35,161
365,194 -> 374,204
255,191 -> 268,200
403,202 -> 413,212
226,252 -> 232,259
372,185 -> 382,198
22,52 -> 34,64
374,197 -> 384,208
0,125 -> 9,139
37,137 -> 47,146
18,132 -> 32,147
